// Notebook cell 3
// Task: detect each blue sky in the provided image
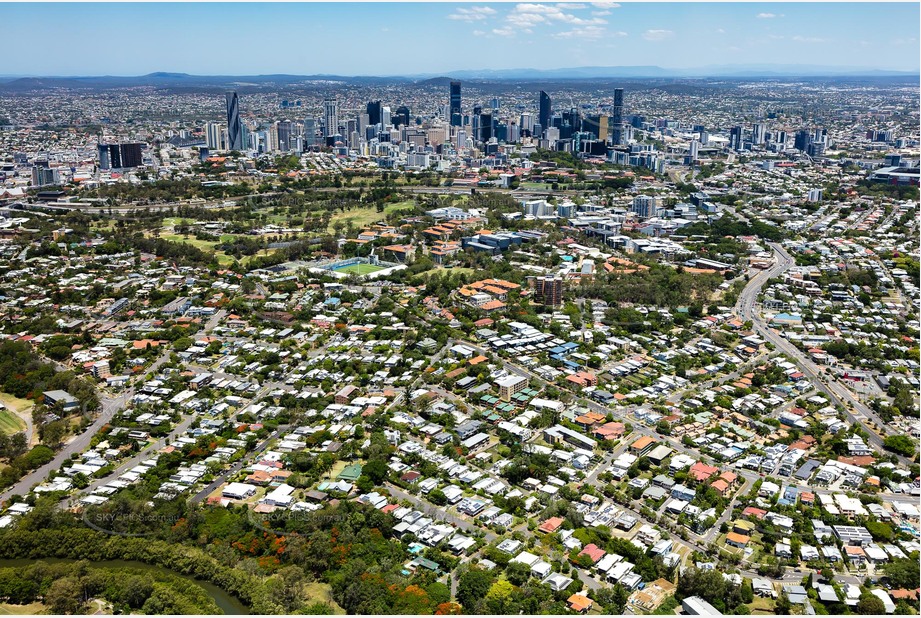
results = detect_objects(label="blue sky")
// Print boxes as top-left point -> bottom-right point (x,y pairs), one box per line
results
0,2 -> 918,75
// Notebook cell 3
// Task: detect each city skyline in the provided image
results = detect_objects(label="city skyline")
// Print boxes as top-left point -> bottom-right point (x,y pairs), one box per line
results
0,2 -> 918,76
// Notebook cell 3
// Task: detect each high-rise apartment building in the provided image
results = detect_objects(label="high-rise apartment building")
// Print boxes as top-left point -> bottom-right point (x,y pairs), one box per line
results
205,122 -> 224,149
324,98 -> 339,138
31,165 -> 59,187
533,276 -> 564,307
729,126 -> 743,151
225,91 -> 244,151
632,195 -> 659,219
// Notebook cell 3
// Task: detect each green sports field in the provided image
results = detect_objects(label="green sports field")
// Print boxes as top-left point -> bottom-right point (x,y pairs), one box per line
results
0,408 -> 26,435
335,263 -> 386,275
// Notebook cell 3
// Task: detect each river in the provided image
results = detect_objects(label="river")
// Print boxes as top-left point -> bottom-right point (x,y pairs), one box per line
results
0,558 -> 250,615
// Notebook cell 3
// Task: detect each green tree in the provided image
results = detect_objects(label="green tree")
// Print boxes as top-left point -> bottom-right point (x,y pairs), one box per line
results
457,568 -> 493,611
856,594 -> 886,615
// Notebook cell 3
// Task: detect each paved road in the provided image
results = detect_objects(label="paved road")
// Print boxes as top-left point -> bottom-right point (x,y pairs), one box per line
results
385,482 -> 497,542
1,310 -> 227,503
191,425 -> 288,503
0,350 -> 172,502
736,243 -> 903,461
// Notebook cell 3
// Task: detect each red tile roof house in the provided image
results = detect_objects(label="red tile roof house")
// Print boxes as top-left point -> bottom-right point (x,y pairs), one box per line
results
688,462 -> 719,483
578,544 -> 606,565
539,516 -> 565,534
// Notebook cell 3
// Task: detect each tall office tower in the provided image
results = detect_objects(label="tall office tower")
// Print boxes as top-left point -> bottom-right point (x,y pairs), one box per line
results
324,98 -> 339,138
382,106 -> 391,127
533,276 -> 563,307
480,113 -> 494,142
471,105 -> 481,142
205,122 -> 224,149
358,113 -> 370,136
699,130 -> 709,146
98,143 -> 144,169
611,87 -> 625,145
490,97 -> 499,111
688,139 -> 700,162
98,144 -> 114,170
450,81 -> 462,126
278,121 -> 294,151
304,118 -> 317,148
225,92 -> 244,151
366,100 -> 382,126
538,91 -> 551,136
267,123 -> 280,152
394,105 -> 411,127
456,130 -> 467,150
775,130 -> 787,146
519,112 -> 534,135
729,126 -> 743,151
794,129 -> 810,151
752,123 -> 765,145
508,122 -> 520,143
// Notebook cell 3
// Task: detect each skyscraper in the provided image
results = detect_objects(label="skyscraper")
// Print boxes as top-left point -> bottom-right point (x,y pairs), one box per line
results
276,121 -> 293,152
304,118 -> 318,148
538,91 -> 551,136
450,81 -> 462,126
98,143 -> 143,170
479,112 -> 493,142
366,100 -> 382,126
205,122 -> 224,149
394,105 -> 411,127
225,91 -> 244,151
729,126 -> 743,151
324,98 -> 339,138
752,123 -> 765,145
612,88 -> 625,146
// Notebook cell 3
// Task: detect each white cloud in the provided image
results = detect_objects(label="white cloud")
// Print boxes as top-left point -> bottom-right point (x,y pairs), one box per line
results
556,3 -> 588,9
592,2 -> 620,7
447,6 -> 497,22
642,29 -> 673,41
715,28 -> 725,34
553,25 -> 607,39
756,12 -> 778,18
792,35 -> 826,43
472,30 -> 486,36
592,10 -> 612,16
492,27 -> 516,37
507,3 -> 607,28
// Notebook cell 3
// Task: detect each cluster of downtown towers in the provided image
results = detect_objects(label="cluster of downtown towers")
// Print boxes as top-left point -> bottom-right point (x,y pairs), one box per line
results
222,82 -> 628,153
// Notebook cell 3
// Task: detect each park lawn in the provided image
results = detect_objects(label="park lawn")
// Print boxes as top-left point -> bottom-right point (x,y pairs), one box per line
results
0,392 -> 32,414
519,181 -> 551,190
302,582 -> 345,614
0,603 -> 46,615
157,233 -> 235,266
0,409 -> 25,435
383,200 -> 417,215
327,206 -> 387,233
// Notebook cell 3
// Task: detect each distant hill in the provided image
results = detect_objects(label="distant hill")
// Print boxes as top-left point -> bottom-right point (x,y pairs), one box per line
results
0,65 -> 915,93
